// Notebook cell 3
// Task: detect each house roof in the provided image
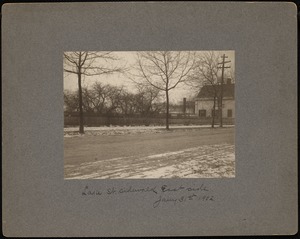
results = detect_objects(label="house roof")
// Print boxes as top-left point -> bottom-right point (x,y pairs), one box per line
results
196,83 -> 235,99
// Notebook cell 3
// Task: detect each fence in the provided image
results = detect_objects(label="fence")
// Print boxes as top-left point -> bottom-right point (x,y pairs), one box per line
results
64,115 -> 234,127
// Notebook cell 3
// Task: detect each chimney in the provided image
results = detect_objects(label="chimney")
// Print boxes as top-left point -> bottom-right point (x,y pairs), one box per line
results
183,98 -> 186,114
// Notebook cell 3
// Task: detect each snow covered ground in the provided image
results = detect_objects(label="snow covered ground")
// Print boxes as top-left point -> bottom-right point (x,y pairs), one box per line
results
65,144 -> 235,179
64,125 -> 234,137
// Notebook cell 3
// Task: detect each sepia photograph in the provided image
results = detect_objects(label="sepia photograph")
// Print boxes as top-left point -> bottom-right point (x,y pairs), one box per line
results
3,2 -> 297,237
64,51 -> 235,179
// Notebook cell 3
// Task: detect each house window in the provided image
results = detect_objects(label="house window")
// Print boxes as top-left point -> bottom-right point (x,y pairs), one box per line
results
227,109 -> 232,118
199,110 -> 206,117
212,109 -> 219,118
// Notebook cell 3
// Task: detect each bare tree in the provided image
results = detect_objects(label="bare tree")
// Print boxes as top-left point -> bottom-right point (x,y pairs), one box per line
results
229,68 -> 235,84
133,84 -> 162,116
63,51 -> 124,133
64,90 -> 79,114
81,87 -> 97,113
134,51 -> 195,129
89,82 -> 111,114
103,85 -> 124,115
187,51 -> 220,128
117,91 -> 135,115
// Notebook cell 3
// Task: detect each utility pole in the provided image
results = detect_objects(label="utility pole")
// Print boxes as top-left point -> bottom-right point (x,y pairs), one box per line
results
217,54 -> 231,127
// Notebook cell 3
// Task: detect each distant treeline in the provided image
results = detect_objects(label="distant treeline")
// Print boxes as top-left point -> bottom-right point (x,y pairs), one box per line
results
64,82 -> 166,116
64,81 -> 194,117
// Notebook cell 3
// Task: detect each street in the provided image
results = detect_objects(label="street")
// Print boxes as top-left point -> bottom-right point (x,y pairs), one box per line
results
64,127 -> 235,179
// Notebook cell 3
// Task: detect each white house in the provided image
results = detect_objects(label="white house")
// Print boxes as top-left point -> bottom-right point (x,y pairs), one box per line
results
194,78 -> 235,119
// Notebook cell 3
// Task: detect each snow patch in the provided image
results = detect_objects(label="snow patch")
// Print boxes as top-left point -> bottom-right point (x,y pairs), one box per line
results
65,144 -> 235,179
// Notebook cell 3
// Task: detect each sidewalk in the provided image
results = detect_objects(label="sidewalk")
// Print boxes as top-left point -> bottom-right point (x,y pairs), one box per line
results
64,125 -> 234,132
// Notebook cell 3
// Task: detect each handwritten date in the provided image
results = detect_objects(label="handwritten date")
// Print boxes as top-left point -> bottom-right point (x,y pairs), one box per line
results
153,194 -> 214,208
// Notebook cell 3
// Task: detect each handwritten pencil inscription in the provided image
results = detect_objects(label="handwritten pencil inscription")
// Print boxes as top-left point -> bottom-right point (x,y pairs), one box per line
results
81,183 -> 214,208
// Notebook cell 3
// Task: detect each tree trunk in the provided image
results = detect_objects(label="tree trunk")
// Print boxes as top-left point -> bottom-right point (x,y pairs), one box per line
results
78,72 -> 84,134
165,90 -> 170,130
212,95 -> 216,128
219,97 -> 223,127
219,96 -> 223,128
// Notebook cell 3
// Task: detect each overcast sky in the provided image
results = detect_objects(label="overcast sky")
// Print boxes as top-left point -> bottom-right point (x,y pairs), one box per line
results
64,50 -> 235,103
